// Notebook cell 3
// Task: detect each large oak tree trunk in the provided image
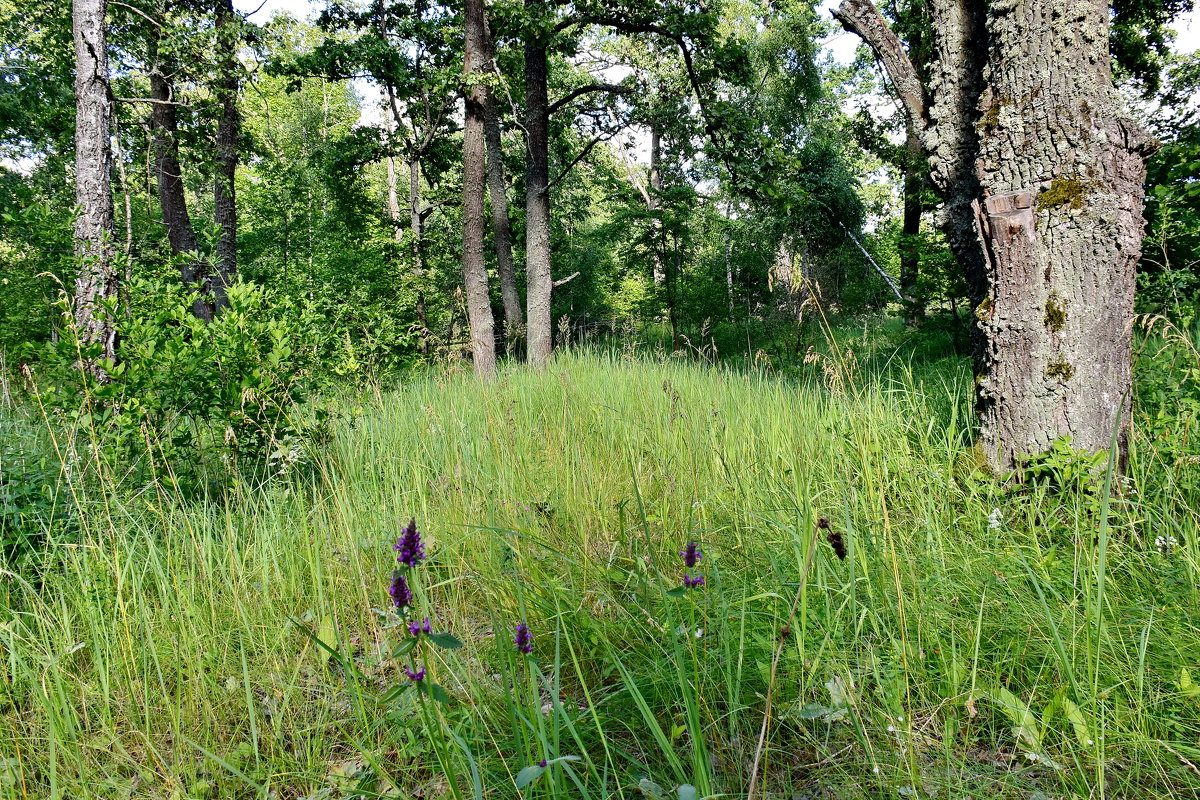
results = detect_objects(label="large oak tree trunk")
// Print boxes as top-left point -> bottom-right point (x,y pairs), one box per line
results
834,0 -> 1153,473
212,0 -> 239,311
72,0 -> 119,378
971,0 -> 1153,469
482,18 -> 523,345
462,0 -> 498,379
523,1 -> 553,369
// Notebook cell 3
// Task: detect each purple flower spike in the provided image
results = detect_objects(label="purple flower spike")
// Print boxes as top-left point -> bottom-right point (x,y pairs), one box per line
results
538,759 -> 548,768
683,574 -> 706,589
407,616 -> 432,637
514,622 -> 533,654
680,540 -> 702,568
394,518 -> 427,567
405,665 -> 426,682
389,574 -> 413,609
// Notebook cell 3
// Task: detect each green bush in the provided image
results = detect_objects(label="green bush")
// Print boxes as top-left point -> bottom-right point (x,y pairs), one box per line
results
45,279 -> 331,494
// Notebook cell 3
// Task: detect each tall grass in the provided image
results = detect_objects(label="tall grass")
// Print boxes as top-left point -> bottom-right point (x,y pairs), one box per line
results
0,349 -> 1198,799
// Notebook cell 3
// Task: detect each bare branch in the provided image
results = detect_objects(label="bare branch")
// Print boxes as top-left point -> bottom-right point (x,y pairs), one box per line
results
830,0 -> 929,135
553,271 -> 580,288
548,83 -> 633,115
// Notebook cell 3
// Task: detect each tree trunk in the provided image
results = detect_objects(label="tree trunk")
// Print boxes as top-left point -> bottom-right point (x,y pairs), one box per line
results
649,125 -> 666,286
212,0 -> 239,311
149,34 -> 213,321
408,155 -> 430,350
72,0 -> 119,379
834,0 -> 1153,472
461,0 -> 498,379
386,153 -> 403,244
971,0 -> 1153,470
524,1 -> 553,368
482,18 -> 522,345
899,125 -> 923,324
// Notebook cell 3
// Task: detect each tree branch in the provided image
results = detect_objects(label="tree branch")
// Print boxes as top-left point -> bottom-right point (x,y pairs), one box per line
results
830,0 -> 930,135
548,83 -> 633,115
546,125 -> 624,191
552,271 -> 580,288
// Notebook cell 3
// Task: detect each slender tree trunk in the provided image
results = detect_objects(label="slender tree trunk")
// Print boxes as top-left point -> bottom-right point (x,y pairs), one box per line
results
149,34 -> 213,320
212,0 -> 239,311
649,126 -> 666,286
408,155 -> 430,351
899,125 -> 923,324
461,0 -> 498,378
72,0 -> 118,379
524,2 -> 553,368
834,0 -> 1154,472
482,18 -> 522,345
386,153 -> 403,244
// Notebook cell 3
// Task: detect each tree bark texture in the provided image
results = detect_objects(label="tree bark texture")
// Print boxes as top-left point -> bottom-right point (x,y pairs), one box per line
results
149,34 -> 213,321
523,5 -> 553,368
834,0 -> 1153,472
72,0 -> 119,378
212,0 -> 239,311
462,0 -> 498,379
482,18 -> 523,342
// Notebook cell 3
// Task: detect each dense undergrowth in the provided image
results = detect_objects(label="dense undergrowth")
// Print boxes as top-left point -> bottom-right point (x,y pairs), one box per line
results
0,328 -> 1198,799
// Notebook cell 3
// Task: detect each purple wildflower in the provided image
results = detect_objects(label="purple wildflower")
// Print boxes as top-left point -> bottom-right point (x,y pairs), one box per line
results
405,665 -> 426,682
514,622 -> 533,654
680,540 -> 702,568
394,518 -> 427,567
683,574 -> 706,589
389,573 -> 413,609
538,759 -> 548,768
408,616 -> 432,636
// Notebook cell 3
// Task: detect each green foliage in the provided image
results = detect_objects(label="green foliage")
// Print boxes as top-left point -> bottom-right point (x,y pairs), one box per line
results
1134,310 -> 1200,500
43,280 -> 328,494
0,414 -> 71,564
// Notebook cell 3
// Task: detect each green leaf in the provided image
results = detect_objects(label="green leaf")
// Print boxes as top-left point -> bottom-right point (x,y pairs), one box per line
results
515,764 -> 545,789
676,784 -> 698,800
1060,697 -> 1093,749
391,637 -> 417,658
1180,668 -> 1200,700
427,632 -> 464,650
992,687 -> 1041,752
418,680 -> 451,704
666,586 -> 687,598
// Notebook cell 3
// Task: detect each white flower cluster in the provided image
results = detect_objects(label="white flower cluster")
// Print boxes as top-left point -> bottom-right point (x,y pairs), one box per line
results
987,507 -> 1003,532
1155,535 -> 1179,554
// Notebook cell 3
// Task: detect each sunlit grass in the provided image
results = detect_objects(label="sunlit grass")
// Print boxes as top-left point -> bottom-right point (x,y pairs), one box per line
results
1,348 -> 1198,799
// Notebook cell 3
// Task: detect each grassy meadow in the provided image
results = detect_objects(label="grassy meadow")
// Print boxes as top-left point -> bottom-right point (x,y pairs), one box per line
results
1,341 -> 1198,799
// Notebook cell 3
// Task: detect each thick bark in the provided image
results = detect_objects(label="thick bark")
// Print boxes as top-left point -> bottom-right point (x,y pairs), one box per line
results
149,36 -> 213,321
523,5 -> 553,368
212,0 -> 239,311
972,0 -> 1153,469
482,19 -> 523,343
834,0 -> 1153,472
461,0 -> 498,379
72,0 -> 119,378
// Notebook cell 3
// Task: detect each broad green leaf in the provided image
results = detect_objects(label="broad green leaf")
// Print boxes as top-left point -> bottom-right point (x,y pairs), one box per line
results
515,764 -> 545,789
